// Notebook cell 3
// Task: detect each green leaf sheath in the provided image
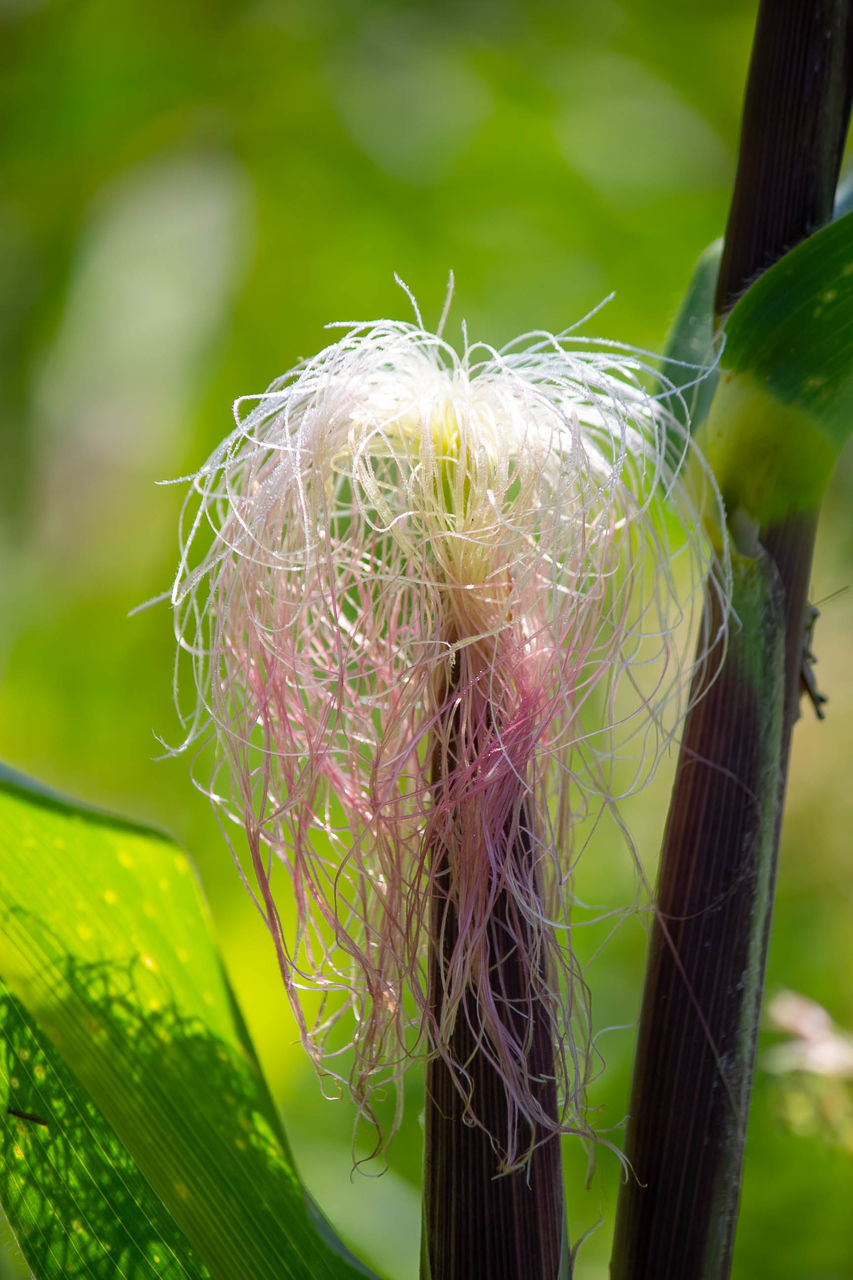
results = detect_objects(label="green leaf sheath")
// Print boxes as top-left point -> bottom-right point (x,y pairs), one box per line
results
611,551 -> 786,1280
699,211 -> 853,531
661,201 -> 853,526
0,771 -> 378,1280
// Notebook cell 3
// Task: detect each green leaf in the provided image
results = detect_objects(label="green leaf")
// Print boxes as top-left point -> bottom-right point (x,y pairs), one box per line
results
2,976 -> 210,1279
658,238 -> 722,434
722,210 -> 853,439
834,166 -> 853,221
698,211 -> 853,527
0,766 -> 378,1280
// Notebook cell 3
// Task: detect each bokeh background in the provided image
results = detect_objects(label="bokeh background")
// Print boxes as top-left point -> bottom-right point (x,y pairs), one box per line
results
2,1 -> 853,1276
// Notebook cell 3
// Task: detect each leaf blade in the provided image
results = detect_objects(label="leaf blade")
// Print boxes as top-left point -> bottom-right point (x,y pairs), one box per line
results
1,977 -> 211,1280
0,770 -> 378,1280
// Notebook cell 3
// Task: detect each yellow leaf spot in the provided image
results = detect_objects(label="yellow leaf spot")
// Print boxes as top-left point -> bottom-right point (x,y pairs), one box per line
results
176,948 -> 190,964
142,955 -> 157,972
76,923 -> 93,941
202,991 -> 215,1007
173,855 -> 190,875
13,1146 -> 24,1161
158,878 -> 171,892
142,902 -> 156,918
103,889 -> 118,905
117,849 -> 134,868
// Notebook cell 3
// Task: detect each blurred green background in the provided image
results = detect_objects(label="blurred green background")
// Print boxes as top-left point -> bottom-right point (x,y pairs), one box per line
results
2,1 -> 853,1276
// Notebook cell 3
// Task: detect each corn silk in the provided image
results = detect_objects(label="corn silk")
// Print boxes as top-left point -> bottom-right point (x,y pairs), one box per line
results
171,314 -> 729,1166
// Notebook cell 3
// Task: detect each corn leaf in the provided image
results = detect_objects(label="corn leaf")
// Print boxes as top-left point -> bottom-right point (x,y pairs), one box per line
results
0,766 -> 377,1280
700,209 -> 853,526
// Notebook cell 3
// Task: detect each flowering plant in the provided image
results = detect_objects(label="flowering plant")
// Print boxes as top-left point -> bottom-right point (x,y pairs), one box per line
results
172,308 -> 727,1169
1,6 -> 853,1280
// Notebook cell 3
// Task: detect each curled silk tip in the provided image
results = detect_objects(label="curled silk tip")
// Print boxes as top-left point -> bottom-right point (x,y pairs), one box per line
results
171,314 -> 730,1165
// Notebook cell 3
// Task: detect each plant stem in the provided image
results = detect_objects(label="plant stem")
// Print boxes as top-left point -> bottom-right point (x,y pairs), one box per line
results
715,0 -> 853,317
612,2 -> 852,1277
423,825 -> 566,1280
610,553 -> 785,1278
421,668 -> 567,1280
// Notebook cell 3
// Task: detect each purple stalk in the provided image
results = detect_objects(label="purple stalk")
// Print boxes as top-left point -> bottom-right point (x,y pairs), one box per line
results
611,553 -> 786,1277
422,660 -> 567,1280
423,799 -> 567,1280
612,3 -> 853,1276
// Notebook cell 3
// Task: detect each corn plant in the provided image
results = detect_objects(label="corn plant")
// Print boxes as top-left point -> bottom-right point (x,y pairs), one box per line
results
1,3 -> 852,1279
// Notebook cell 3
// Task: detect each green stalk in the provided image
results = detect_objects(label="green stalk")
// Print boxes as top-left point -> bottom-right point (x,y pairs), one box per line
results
611,2 -> 852,1277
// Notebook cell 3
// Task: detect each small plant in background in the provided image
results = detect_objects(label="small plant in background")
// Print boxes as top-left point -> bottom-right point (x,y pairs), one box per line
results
1,2 -> 853,1280
764,991 -> 853,1154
